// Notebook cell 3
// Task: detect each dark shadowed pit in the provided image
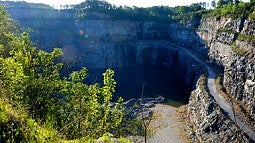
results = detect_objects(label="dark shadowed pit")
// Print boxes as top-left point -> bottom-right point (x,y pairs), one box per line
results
86,65 -> 192,106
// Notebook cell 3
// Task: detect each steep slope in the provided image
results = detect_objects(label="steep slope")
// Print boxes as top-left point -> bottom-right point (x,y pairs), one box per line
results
182,46 -> 255,141
198,17 -> 255,117
189,76 -> 252,142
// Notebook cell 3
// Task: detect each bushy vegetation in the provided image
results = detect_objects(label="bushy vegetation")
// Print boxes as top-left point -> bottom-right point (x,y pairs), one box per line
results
0,5 -> 140,142
171,4 -> 207,23
0,5 -> 19,57
237,34 -> 255,42
72,0 -> 252,24
71,0 -> 210,23
0,92 -> 59,142
0,0 -> 210,24
74,0 -> 174,22
2,0 -> 255,25
1,1 -> 53,9
205,0 -> 255,19
232,42 -> 247,55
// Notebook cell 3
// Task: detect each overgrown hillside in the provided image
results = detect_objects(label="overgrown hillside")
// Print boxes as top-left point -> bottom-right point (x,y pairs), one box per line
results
0,5 -> 138,142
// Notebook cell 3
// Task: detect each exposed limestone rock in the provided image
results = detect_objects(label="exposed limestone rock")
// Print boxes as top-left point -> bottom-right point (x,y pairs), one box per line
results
242,20 -> 255,36
198,17 -> 255,117
168,22 -> 207,55
123,96 -> 165,119
188,76 -> 251,143
198,17 -> 228,44
224,54 -> 255,114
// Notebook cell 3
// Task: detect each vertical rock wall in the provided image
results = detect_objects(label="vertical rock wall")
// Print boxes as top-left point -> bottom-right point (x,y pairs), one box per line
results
198,17 -> 255,116
188,76 -> 251,142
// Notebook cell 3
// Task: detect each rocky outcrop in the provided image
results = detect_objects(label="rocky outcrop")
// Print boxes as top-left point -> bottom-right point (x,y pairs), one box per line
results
124,96 -> 165,119
168,22 -> 207,56
168,23 -> 201,46
198,17 -> 255,116
188,76 -> 251,142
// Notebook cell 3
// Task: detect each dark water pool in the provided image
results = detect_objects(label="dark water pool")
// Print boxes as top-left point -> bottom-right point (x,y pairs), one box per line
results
86,66 -> 191,106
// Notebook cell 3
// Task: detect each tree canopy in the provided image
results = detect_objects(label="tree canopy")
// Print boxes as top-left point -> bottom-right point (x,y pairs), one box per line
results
207,0 -> 255,19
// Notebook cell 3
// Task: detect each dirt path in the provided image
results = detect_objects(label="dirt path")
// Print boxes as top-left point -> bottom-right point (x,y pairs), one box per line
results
148,104 -> 189,143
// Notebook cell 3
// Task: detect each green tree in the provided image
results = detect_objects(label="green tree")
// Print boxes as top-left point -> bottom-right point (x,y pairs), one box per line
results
0,5 -> 17,34
0,33 -> 64,121
0,32 -> 126,140
250,0 -> 255,5
218,0 -> 224,7
0,5 -> 18,57
0,5 -> 139,142
60,68 -> 124,139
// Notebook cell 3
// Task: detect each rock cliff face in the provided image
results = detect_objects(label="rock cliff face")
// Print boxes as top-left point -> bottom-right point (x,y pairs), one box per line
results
4,7 -> 204,101
198,17 -> 255,116
13,13 -> 166,69
5,7 -> 205,70
188,76 -> 251,142
168,22 -> 207,55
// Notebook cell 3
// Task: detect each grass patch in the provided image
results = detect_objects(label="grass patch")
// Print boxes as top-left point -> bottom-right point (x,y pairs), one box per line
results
218,28 -> 237,34
232,42 -> 247,55
0,95 -> 60,142
249,13 -> 255,19
164,99 -> 185,107
237,34 -> 255,43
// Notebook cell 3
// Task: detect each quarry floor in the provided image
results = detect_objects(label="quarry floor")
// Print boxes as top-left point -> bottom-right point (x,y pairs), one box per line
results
148,104 -> 190,143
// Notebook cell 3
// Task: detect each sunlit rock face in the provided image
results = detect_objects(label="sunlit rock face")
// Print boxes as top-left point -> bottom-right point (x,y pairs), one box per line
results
5,5 -> 204,69
198,17 -> 255,116
188,77 -> 252,142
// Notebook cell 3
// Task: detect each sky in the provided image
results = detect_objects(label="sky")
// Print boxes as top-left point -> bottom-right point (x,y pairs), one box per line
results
16,0 -> 216,8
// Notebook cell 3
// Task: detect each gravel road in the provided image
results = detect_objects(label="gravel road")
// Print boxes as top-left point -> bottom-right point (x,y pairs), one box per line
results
148,104 -> 187,143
